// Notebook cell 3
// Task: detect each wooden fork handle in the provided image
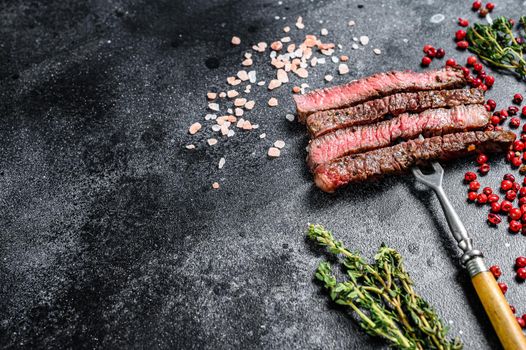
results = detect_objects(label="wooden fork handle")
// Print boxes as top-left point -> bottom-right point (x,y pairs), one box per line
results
472,271 -> 526,349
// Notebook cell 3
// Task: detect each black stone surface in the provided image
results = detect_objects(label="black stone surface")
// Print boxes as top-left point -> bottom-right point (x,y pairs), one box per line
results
1,0 -> 526,349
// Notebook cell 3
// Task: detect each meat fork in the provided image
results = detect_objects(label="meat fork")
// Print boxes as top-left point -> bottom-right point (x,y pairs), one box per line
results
412,161 -> 526,350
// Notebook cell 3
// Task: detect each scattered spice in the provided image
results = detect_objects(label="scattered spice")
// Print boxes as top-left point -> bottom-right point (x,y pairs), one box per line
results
268,97 -> 278,107
359,35 -> 369,45
231,36 -> 241,45
268,147 -> 281,157
212,182 -> 220,189
207,138 -> 218,146
189,122 -> 202,135
218,157 -> 226,169
338,63 -> 349,75
185,144 -> 195,150
274,140 -> 285,149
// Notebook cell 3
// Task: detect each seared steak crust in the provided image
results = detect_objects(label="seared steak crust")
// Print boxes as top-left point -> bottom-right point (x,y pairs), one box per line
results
314,131 -> 516,192
307,104 -> 490,169
306,88 -> 484,138
294,67 -> 466,120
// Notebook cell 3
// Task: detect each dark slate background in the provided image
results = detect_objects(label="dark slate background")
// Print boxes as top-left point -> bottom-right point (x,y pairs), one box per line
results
1,0 -> 526,349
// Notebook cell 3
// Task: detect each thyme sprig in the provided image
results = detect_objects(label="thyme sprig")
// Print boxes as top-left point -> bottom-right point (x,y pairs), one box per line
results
308,224 -> 462,350
466,16 -> 526,78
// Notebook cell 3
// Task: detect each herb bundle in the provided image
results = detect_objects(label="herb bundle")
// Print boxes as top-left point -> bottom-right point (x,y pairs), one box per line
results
466,16 -> 526,78
307,224 -> 462,350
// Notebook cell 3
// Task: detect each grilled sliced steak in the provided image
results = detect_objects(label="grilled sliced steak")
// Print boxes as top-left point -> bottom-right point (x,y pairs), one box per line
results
307,104 -> 490,169
314,131 -> 515,192
306,88 -> 484,138
294,67 -> 466,121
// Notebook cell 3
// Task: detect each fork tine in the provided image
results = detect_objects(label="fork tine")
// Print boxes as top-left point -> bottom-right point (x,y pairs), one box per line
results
431,161 -> 444,174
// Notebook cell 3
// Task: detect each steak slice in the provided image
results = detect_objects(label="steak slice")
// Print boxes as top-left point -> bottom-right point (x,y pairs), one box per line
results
307,104 -> 490,169
294,67 -> 466,121
306,88 -> 485,138
314,131 -> 515,193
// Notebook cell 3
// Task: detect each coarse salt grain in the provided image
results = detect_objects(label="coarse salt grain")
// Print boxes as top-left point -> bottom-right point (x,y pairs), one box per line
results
212,182 -> 220,189
218,157 -> 226,169
268,79 -> 282,90
285,114 -> 294,122
277,69 -> 289,83
331,56 -> 339,63
245,100 -> 255,110
207,92 -> 217,100
338,63 -> 349,75
189,122 -> 202,134
231,36 -> 241,45
234,98 -> 247,107
296,68 -> 308,78
283,26 -> 290,32
242,120 -> 252,130
242,58 -> 253,66
352,43 -> 359,50
340,55 -> 349,62
268,98 -> 278,107
324,74 -> 333,82
237,70 -> 249,81
185,144 -> 195,149
348,20 -> 355,26
248,70 -> 257,83
227,129 -> 235,137
208,103 -> 220,111
207,138 -> 218,146
236,118 -> 245,128
271,41 -> 283,51
235,108 -> 244,116
274,140 -> 285,149
260,133 -> 266,138
227,90 -> 238,98
227,77 -> 241,86
373,48 -> 381,55
360,35 -> 369,45
211,125 -> 221,132
321,28 -> 328,36
268,147 -> 281,157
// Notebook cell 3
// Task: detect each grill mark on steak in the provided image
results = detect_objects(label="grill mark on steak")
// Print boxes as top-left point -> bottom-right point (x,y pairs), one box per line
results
306,88 -> 485,138
307,104 -> 490,170
294,67 -> 466,121
314,131 -> 516,192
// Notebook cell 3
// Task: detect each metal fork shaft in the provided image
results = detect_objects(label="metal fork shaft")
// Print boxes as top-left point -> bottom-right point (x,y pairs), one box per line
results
433,186 -> 484,269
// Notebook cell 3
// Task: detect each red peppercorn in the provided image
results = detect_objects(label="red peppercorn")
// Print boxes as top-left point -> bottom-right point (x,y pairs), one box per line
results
501,179 -> 513,191
511,305 -> 517,314
467,191 -> 478,201
517,317 -> 526,329
514,93 -> 524,104
423,44 -> 434,53
466,56 -> 477,66
491,201 -> 501,212
517,267 -> 526,280
523,314 -> 526,322
460,66 -> 470,77
426,47 -> 437,58
479,84 -> 488,92
522,106 -> 526,116
514,140 -> 525,151
469,181 -> 481,191
485,75 -> 495,87
521,204 -> 526,213
473,63 -> 483,72
472,0 -> 482,10
520,188 -> 526,198
502,200 -> 513,212
486,2 -> 495,11
476,153 -> 488,165
489,265 -> 502,278
522,135 -> 526,143
446,58 -> 457,67
479,163 -> 490,175
487,99 -> 497,110
507,190 -> 518,201
500,109 -> 509,120
510,207 -> 522,220
421,56 -> 432,66
510,220 -> 523,233
490,115 -> 500,125
516,256 -> 526,268
509,106 -> 519,115
488,213 -> 502,225
488,194 -> 499,203
504,173 -> 516,182
482,187 -> 492,196
471,78 -> 482,88
435,48 -> 445,59
512,157 -> 523,167
514,182 -> 522,192
479,8 -> 488,17
511,117 -> 521,128
464,171 -> 477,182
457,41 -> 469,49
458,18 -> 469,27
477,193 -> 488,204
455,30 -> 467,41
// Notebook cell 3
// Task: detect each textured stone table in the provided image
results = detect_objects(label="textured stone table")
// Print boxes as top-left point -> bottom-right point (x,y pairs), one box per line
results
1,0 -> 525,349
